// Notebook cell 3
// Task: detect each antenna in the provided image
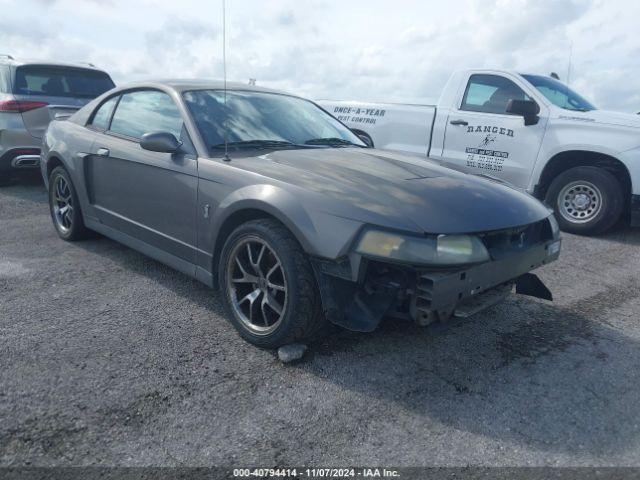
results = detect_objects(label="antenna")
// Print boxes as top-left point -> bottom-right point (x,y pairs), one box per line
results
566,41 -> 573,86
222,0 -> 230,162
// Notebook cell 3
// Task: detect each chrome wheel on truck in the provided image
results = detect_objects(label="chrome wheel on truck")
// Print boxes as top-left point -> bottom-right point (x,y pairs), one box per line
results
545,166 -> 623,235
557,180 -> 602,224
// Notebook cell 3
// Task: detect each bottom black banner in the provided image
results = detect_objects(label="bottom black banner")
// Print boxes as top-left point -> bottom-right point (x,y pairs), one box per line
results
0,467 -> 639,480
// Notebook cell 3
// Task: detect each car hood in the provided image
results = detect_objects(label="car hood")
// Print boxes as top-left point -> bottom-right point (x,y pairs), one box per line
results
231,148 -> 551,234
560,109 -> 640,129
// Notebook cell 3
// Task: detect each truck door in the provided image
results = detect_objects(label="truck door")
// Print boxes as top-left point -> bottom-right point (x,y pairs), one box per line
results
440,73 -> 547,189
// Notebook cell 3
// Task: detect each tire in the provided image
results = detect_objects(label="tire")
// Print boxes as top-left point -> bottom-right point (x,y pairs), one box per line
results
545,166 -> 624,235
48,166 -> 89,241
218,218 -> 328,349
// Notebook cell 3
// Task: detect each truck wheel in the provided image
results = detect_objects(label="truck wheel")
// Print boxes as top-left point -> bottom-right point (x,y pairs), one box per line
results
545,166 -> 623,235
48,166 -> 89,241
218,218 -> 328,349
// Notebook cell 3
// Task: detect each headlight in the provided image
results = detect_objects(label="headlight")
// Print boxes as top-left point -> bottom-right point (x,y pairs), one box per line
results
355,230 -> 490,265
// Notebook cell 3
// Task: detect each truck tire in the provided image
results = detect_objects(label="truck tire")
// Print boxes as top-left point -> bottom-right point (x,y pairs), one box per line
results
218,218 -> 328,349
48,166 -> 90,241
545,166 -> 623,235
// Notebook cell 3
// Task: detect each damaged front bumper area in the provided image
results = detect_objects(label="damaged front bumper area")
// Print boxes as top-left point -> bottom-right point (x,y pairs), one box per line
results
311,224 -> 561,332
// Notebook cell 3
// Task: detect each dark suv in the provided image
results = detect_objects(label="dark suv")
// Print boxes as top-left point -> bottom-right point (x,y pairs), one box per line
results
0,54 -> 115,184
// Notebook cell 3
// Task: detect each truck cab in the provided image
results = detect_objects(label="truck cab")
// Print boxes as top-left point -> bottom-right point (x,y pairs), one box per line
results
320,69 -> 640,235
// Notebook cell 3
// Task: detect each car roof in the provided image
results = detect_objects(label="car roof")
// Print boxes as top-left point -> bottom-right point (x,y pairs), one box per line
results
0,55 -> 105,72
111,79 -> 294,96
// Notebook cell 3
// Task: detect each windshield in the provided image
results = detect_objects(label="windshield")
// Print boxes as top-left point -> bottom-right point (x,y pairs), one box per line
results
183,90 -> 365,153
14,66 -> 115,98
522,74 -> 596,112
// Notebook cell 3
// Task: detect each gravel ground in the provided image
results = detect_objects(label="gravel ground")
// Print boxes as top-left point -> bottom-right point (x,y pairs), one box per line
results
1,173 -> 640,467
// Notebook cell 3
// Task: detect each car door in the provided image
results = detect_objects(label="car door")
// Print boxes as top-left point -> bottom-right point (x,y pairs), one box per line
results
85,89 -> 198,263
440,73 -> 548,189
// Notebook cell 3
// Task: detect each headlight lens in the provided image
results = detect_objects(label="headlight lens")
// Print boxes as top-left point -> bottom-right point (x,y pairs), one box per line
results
356,230 -> 489,265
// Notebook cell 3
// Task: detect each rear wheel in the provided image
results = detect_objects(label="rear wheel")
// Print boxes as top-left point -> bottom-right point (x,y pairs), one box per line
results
48,166 -> 89,241
545,166 -> 623,235
218,218 -> 327,348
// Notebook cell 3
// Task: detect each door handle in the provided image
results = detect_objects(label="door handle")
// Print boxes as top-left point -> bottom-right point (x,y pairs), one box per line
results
449,119 -> 469,126
96,148 -> 110,156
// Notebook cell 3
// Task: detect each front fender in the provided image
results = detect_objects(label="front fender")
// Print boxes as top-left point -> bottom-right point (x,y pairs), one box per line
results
213,184 -> 318,254
619,147 -> 640,196
531,118 -> 640,192
210,184 -> 364,260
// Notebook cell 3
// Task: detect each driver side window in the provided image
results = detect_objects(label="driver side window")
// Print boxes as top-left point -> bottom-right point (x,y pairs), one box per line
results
109,90 -> 184,140
461,74 -> 530,115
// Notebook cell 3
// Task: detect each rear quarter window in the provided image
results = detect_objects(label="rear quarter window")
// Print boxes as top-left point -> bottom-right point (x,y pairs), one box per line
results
13,66 -> 115,98
89,96 -> 119,131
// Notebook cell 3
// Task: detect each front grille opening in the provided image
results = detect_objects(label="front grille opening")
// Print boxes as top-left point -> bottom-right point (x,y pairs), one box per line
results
480,219 -> 552,259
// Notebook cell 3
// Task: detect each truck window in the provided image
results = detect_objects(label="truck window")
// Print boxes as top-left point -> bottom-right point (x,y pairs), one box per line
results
521,74 -> 595,112
461,74 -> 530,115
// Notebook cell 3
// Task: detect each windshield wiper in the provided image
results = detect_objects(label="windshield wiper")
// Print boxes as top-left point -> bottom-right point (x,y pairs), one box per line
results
210,140 -> 316,151
304,137 -> 365,147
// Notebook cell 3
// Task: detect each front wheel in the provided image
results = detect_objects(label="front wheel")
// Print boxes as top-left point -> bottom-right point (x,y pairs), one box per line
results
545,166 -> 623,235
218,218 -> 327,348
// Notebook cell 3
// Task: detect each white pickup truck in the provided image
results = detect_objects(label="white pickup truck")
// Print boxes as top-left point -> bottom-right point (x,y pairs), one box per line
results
319,69 -> 640,235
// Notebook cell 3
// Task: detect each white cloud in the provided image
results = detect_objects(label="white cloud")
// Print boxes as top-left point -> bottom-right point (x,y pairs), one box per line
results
1,0 -> 639,111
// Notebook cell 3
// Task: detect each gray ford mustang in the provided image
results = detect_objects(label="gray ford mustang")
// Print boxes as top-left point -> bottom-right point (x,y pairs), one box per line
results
41,80 -> 561,348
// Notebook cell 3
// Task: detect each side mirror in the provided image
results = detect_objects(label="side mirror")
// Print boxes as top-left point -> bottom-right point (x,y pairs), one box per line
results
506,99 -> 540,126
140,131 -> 182,153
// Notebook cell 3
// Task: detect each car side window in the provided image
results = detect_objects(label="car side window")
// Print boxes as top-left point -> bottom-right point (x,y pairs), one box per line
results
461,74 -> 530,115
89,96 -> 119,131
109,90 -> 183,140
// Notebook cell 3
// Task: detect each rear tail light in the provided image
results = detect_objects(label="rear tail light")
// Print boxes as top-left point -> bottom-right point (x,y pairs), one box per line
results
12,148 -> 40,156
0,100 -> 49,113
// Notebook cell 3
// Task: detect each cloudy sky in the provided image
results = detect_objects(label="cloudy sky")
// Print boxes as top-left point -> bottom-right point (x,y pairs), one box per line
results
2,0 -> 639,111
